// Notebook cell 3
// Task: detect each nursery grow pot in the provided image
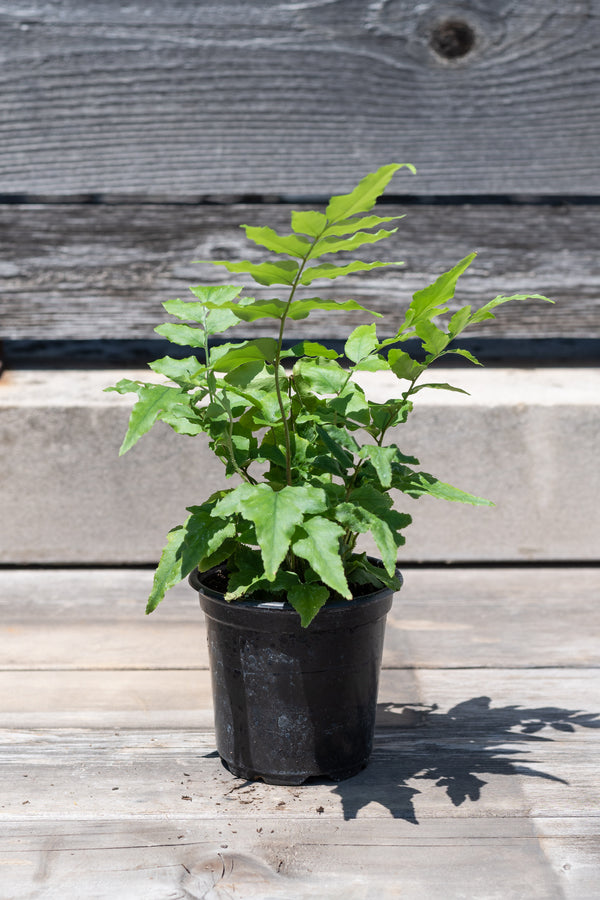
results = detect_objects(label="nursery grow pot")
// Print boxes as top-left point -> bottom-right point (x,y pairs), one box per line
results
189,565 -> 400,785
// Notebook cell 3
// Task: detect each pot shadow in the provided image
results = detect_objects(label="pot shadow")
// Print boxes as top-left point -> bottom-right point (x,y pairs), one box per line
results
327,696 -> 600,822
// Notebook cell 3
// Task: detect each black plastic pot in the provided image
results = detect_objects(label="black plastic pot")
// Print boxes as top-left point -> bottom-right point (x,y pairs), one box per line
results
189,565 -> 400,785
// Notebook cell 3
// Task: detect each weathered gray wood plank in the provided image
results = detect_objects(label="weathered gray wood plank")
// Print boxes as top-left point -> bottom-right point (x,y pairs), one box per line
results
0,818 -> 581,899
1,561 -> 598,899
0,724 -> 598,819
3,649 -> 600,823
2,568 -> 599,670
1,202 -> 596,341
0,701 -> 598,897
2,666 -> 598,731
0,1 -> 598,195
536,819 -> 600,900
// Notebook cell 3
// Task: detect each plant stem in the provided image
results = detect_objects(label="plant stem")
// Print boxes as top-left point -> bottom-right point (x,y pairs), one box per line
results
202,312 -> 251,484
273,235 -> 324,486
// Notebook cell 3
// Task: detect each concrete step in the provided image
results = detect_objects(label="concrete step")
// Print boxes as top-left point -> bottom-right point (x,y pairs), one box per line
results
1,367 -> 598,563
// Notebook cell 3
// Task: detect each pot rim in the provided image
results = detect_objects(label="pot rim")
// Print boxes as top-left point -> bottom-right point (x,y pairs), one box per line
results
189,558 -> 401,630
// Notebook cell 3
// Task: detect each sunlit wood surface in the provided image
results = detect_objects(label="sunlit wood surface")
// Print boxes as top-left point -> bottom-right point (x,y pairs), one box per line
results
1,567 -> 598,899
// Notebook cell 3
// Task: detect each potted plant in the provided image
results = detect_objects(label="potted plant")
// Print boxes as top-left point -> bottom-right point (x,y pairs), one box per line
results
108,164 -> 550,784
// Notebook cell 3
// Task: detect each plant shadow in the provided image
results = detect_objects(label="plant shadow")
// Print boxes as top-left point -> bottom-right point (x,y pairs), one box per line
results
329,696 -> 600,822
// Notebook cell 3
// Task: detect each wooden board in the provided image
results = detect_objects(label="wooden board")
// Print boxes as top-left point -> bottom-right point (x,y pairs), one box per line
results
0,201 -> 595,341
1,666 -> 599,726
1,713 -> 599,820
2,568 -> 599,671
0,565 -> 598,898
1,670 -> 598,898
0,1 -> 598,196
0,818 -> 587,900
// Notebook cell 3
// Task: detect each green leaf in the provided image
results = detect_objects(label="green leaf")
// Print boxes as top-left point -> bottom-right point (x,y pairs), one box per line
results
197,538 -> 237,574
468,293 -> 554,325
154,322 -> 205,348
211,339 -> 279,371
222,360 -> 271,390
226,562 -> 302,602
145,524 -> 188,614
158,298 -> 240,338
367,518 -> 404,575
218,298 -> 288,323
300,260 -> 399,285
213,483 -> 327,580
344,323 -> 378,363
397,471 -> 494,506
210,259 -> 299,286
159,403 -> 204,436
285,341 -> 340,360
188,284 -> 245,306
145,506 -> 235,612
409,382 -> 470,396
312,228 -> 398,256
447,305 -> 472,338
257,440 -> 288,468
349,554 -> 402,592
354,354 -> 390,373
254,389 -> 289,425
242,225 -> 311,258
333,502 -> 372,533
293,357 -> 348,395
225,547 -> 266,600
205,307 -> 241,335
324,214 -> 405,236
165,285 -> 243,320
183,505 -> 237,572
292,517 -> 351,598
407,253 -> 476,326
228,297 -> 381,323
445,347 -> 482,366
148,355 -> 206,387
315,424 -> 357,468
347,483 -> 411,538
203,400 -> 229,424
307,453 -> 344,478
291,208 -> 327,237
104,378 -> 142,395
388,349 -> 424,381
288,583 -> 330,627
392,449 -> 420,465
345,484 -> 411,574
414,319 -> 450,356
369,399 -> 412,431
119,384 -> 184,454
288,297 -> 382,319
325,163 -> 415,223
329,383 -> 371,425
358,445 -> 398,488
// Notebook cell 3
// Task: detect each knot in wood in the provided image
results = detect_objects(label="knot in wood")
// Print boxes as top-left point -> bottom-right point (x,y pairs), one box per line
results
430,19 -> 476,59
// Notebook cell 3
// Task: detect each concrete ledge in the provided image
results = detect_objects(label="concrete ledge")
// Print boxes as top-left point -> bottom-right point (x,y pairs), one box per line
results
1,368 -> 598,563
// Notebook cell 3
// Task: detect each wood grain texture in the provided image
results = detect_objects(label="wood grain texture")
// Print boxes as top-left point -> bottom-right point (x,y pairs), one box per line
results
1,564 -> 598,898
1,716 -> 598,820
2,568 -> 599,670
0,201 -> 595,341
0,1 -> 598,196
1,679 -> 598,897
0,819 -> 580,900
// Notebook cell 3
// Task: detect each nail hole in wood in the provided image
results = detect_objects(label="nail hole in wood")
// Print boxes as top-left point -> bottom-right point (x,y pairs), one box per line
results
430,19 -> 476,60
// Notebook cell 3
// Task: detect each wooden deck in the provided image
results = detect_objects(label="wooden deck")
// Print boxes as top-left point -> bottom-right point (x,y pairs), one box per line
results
2,2 -> 597,896
1,566 -> 598,899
